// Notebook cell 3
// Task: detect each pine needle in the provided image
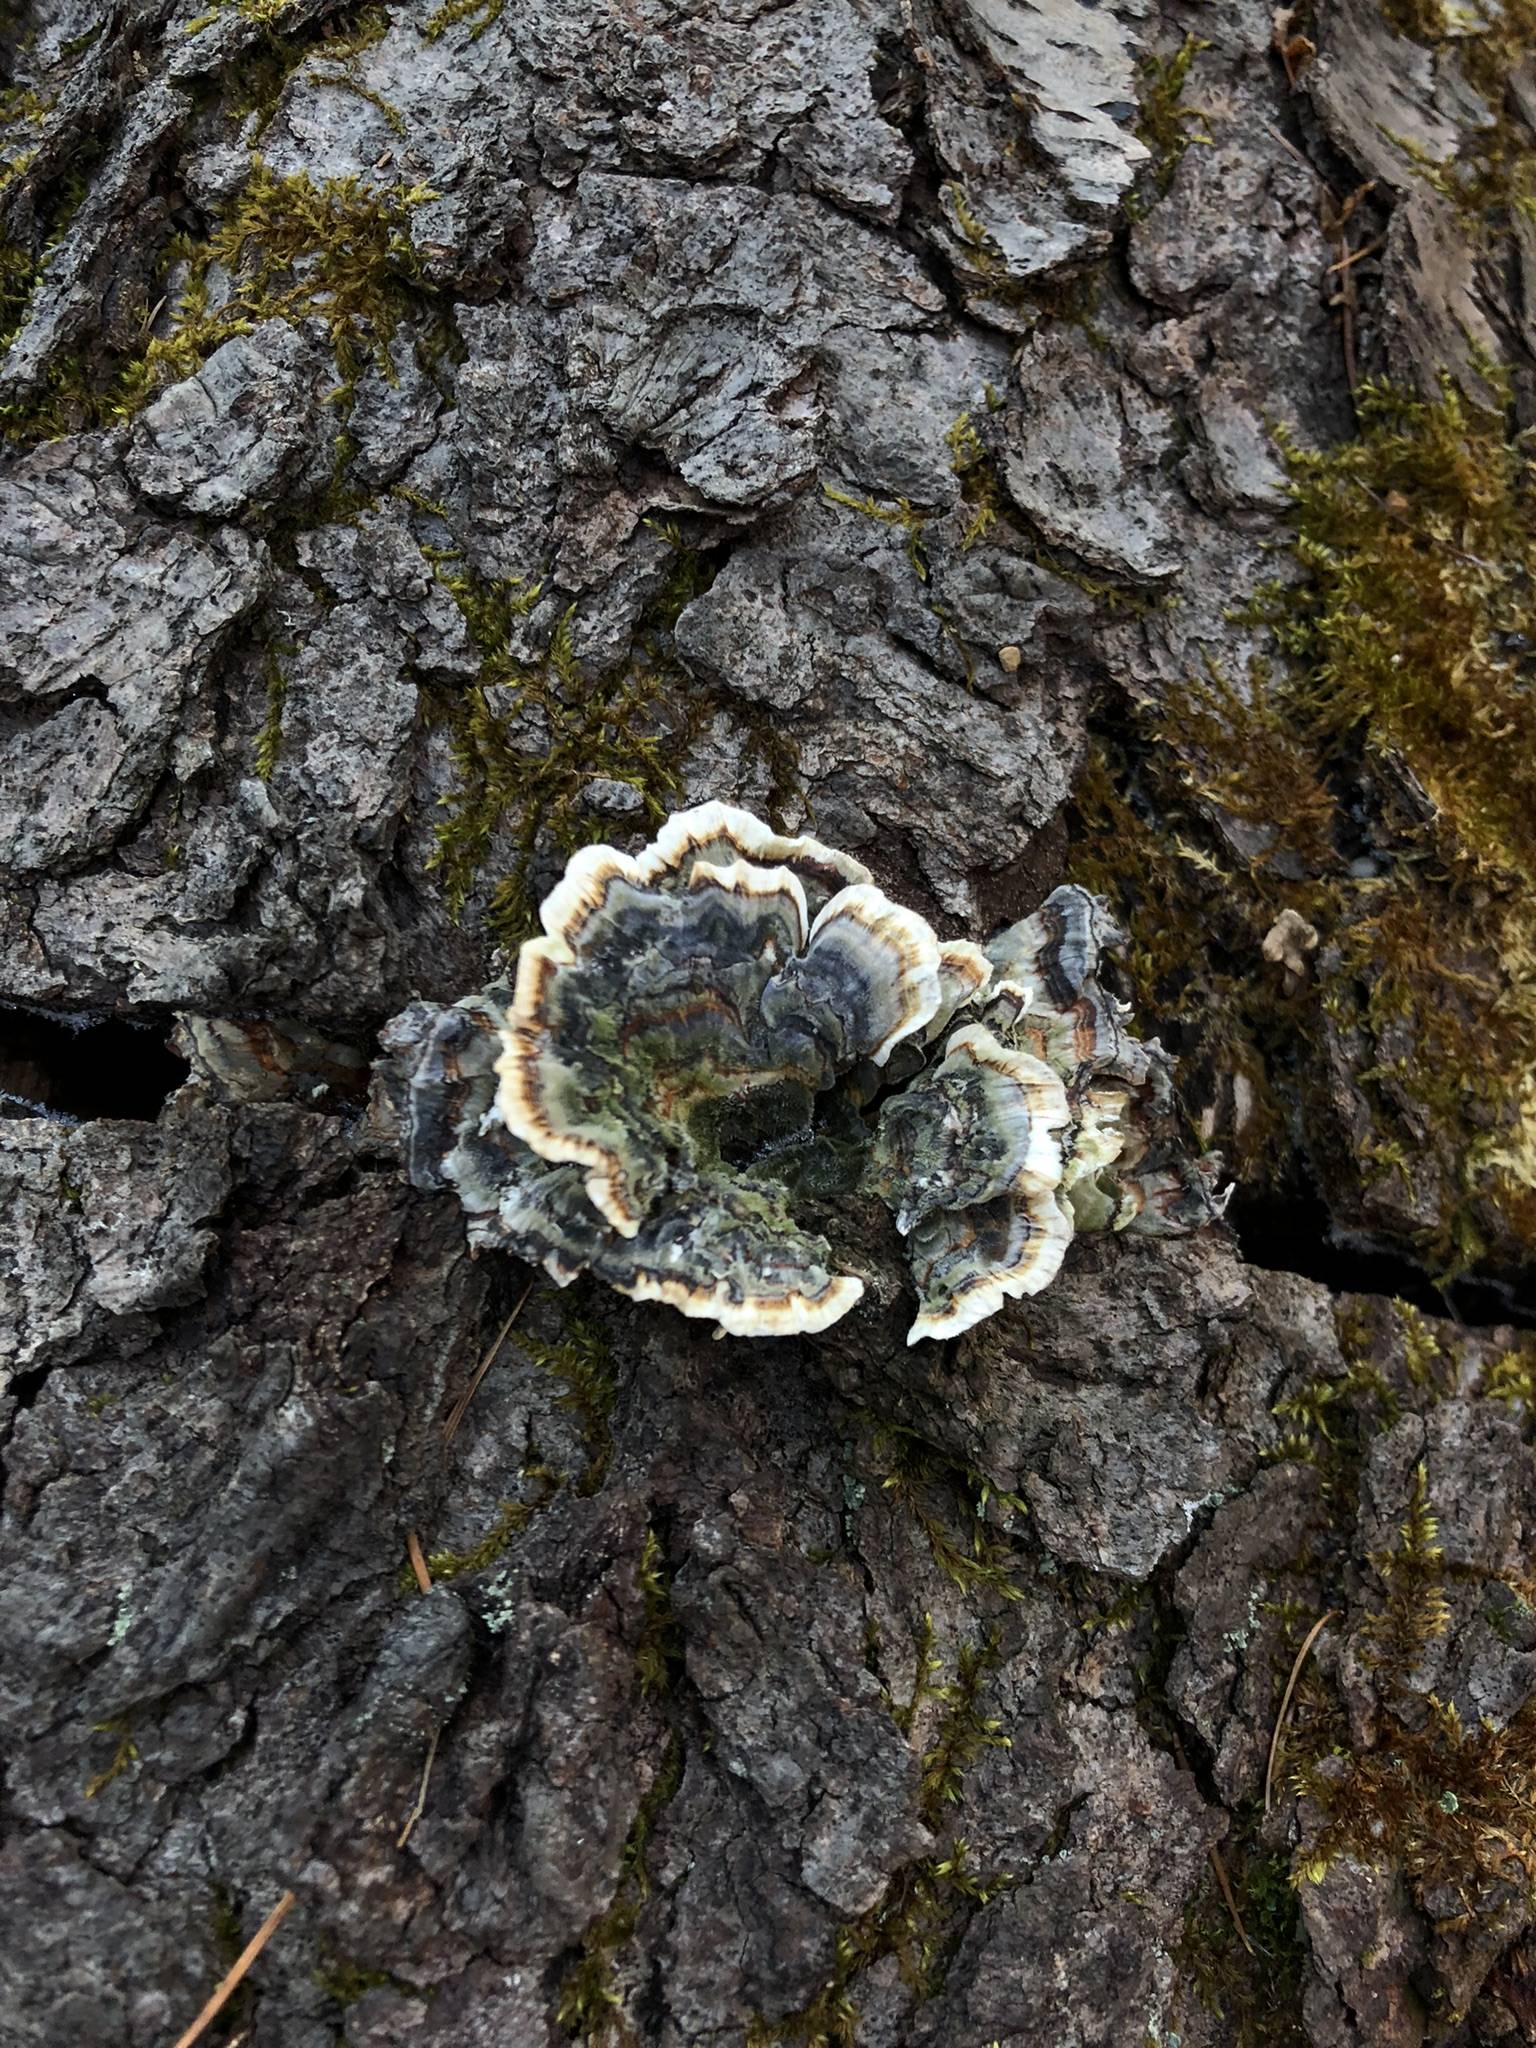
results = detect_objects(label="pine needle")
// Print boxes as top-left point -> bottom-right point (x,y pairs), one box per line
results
397,1729 -> 440,1849
171,1890 -> 296,2048
443,1276 -> 534,1442
1265,1609 -> 1340,1813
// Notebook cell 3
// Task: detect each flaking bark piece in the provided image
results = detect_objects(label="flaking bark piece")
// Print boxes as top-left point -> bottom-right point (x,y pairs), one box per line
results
870,1023 -> 1069,1236
905,1177 -> 1074,1344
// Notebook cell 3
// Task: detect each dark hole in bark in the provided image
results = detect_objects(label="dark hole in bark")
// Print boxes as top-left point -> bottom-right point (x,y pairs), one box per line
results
1227,1176 -> 1536,1330
0,1004 -> 189,1124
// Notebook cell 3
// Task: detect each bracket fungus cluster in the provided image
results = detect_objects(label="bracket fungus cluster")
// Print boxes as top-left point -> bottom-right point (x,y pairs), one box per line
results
384,805 -> 1227,1343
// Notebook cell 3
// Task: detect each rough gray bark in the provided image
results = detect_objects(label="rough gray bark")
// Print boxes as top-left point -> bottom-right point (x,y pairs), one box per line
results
2,1 -> 1534,2046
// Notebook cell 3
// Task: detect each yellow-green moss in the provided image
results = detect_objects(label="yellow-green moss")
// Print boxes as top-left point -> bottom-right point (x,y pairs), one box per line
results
2,155 -> 435,442
634,1525 -> 683,1694
1381,0 -> 1536,226
1175,1808 -> 1308,2048
520,1309 -> 620,1497
869,1422 -> 1027,1602
83,1718 -> 138,1799
1069,378 -> 1536,1271
426,548 -> 710,950
746,1835 -> 1017,2046
254,638 -> 290,780
415,1475 -> 561,1587
424,0 -> 505,37
945,412 -> 1002,551
1295,1680 -> 1536,1923
1133,34 -> 1212,197
555,1730 -> 684,2045
822,481 -> 931,581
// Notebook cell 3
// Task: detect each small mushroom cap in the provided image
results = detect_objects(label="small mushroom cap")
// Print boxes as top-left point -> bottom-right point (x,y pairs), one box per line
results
638,801 -> 872,914
987,883 -> 1125,998
1058,1086 -> 1131,1232
383,992 -> 521,1219
984,886 -> 1148,1085
905,1177 -> 1074,1343
923,941 -> 994,1043
1116,1155 -> 1231,1237
871,1023 -> 1069,1235
760,882 -> 943,1075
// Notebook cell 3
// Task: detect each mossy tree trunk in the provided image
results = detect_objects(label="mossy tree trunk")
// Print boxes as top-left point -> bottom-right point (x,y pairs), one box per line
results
3,0 -> 1536,2044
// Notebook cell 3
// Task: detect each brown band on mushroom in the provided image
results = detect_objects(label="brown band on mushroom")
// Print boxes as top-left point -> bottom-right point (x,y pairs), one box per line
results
871,1022 -> 1070,1237
905,1175 -> 1074,1344
923,940 -> 994,1043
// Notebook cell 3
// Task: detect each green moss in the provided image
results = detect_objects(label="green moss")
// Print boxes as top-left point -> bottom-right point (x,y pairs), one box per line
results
415,1475 -> 561,1587
1069,379 -> 1536,1272
1481,1340 -> 1536,1405
1133,35 -> 1211,198
425,547 -> 707,950
217,2 -> 391,133
1175,1815 -> 1308,2047
746,1837 -> 1017,2046
313,1946 -> 422,2008
869,1422 -> 1027,1602
1250,1424 -> 1536,1936
1296,1690 -> 1536,1920
255,637 -> 291,781
3,154 -> 434,442
634,1525 -> 684,1695
521,1309 -> 620,1496
939,178 -> 1005,278
945,412 -> 1002,551
1360,1459 -> 1453,1679
916,1630 -> 1011,1821
1380,0 -> 1536,226
555,1731 -> 685,2044
83,1718 -> 138,1799
424,0 -> 505,39
822,481 -> 930,582
208,1886 -> 260,2036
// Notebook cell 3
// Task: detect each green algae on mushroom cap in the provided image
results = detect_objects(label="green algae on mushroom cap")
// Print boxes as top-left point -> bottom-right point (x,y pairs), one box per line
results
871,1023 -> 1070,1237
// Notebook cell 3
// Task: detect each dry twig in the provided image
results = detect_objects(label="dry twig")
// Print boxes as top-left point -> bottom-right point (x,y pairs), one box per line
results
1209,1843 -> 1255,1955
397,1729 -> 441,1849
171,1890 -> 296,2048
406,1527 -> 433,1593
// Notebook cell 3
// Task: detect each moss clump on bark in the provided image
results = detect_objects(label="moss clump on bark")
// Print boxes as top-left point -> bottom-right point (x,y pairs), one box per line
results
1070,378 -> 1536,1274
426,541 -> 713,950
555,1732 -> 685,2045
1133,34 -> 1212,197
2,156 -> 436,441
1380,0 -> 1536,226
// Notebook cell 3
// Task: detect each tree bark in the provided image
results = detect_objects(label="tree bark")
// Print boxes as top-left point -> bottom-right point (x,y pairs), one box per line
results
3,1 -> 1534,2045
